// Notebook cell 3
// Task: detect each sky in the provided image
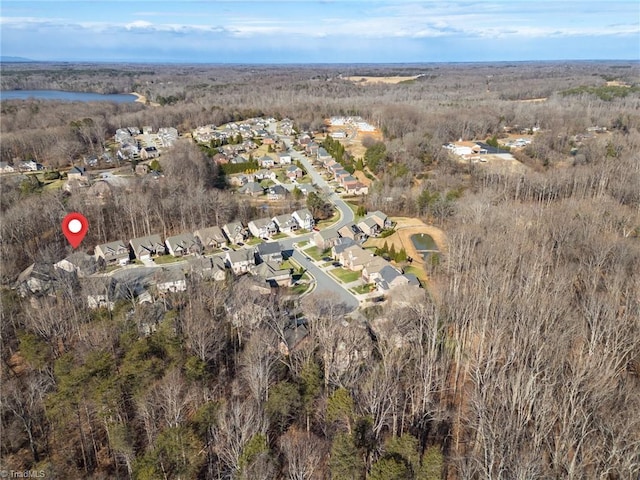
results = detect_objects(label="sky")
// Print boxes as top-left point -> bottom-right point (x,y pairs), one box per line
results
1,1 -> 639,63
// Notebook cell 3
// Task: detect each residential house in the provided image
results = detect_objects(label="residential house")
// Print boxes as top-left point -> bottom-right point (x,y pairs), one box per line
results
268,185 -> 288,200
292,208 -> 315,231
54,252 -> 97,278
135,164 -> 150,176
228,174 -> 249,187
84,277 -> 124,310
212,153 -> 229,165
313,228 -> 340,250
194,226 -> 228,250
334,169 -> 351,182
369,211 -> 394,230
68,166 -> 89,181
278,152 -> 292,164
362,257 -> 396,283
337,222 -> 366,243
331,237 -> 356,261
239,182 -> 265,196
15,263 -> 54,297
298,133 -> 312,147
259,155 -> 276,168
317,147 -> 332,163
357,217 -> 381,237
341,245 -> 375,272
188,255 -> 227,281
254,241 -> 283,264
262,136 -> 276,146
305,142 -> 319,156
273,214 -> 298,233
373,266 -> 413,294
0,162 -> 15,173
130,234 -> 165,260
225,249 -> 255,275
165,232 -> 201,257
231,154 -> 248,164
344,179 -> 369,195
154,269 -> 187,294
254,169 -> 277,181
140,146 -> 159,160
328,163 -> 344,175
223,222 -> 247,245
285,165 -> 304,180
254,261 -> 292,288
248,217 -> 278,239
95,240 -> 130,266
20,160 -> 44,171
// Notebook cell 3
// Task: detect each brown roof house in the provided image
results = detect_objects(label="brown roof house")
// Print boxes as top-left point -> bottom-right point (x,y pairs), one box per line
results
165,232 -> 202,257
194,226 -> 228,250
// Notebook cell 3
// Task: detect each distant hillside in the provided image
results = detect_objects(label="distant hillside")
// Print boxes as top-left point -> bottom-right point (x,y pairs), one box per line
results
0,56 -> 34,63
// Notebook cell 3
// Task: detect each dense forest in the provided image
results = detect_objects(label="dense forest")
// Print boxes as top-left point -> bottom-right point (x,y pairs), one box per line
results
1,61 -> 639,479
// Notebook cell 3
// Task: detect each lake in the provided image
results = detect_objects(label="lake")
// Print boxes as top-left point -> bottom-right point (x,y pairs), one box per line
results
0,90 -> 137,103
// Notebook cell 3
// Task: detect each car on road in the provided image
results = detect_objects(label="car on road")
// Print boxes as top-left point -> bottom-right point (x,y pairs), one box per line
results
332,262 -> 341,267
237,242 -> 244,246
313,227 -> 320,231
221,246 -> 230,251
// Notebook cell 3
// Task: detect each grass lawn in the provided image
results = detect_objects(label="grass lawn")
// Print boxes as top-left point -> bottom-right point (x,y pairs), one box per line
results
297,240 -> 309,248
316,211 -> 340,229
246,237 -> 263,245
303,245 -> 325,261
294,229 -> 310,235
154,255 -> 184,265
350,283 -> 375,295
403,265 -> 427,283
331,267 -> 361,283
273,232 -> 289,240
290,283 -> 312,295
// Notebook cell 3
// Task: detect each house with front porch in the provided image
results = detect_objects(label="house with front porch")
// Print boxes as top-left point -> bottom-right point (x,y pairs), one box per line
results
225,249 -> 255,275
165,232 -> 201,257
194,226 -> 228,250
223,222 -> 247,245
130,234 -> 165,260
278,152 -> 292,164
95,240 -> 130,266
313,228 -> 340,250
292,208 -> 315,230
248,217 -> 278,239
273,214 -> 298,233
357,217 -> 381,237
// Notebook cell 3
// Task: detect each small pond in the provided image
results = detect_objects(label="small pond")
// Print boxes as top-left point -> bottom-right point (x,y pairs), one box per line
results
411,233 -> 440,263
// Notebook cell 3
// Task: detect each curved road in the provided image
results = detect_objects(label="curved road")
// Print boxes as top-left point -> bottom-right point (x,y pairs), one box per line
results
112,136 -> 360,311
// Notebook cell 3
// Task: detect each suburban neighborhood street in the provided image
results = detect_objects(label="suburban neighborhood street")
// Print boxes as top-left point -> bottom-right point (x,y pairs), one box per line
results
106,136 -> 361,311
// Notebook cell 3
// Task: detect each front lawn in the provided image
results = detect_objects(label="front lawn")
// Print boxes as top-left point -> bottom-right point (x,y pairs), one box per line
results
350,283 -> 375,295
303,245 -> 325,261
246,237 -> 263,245
154,255 -> 184,265
330,267 -> 361,283
273,232 -> 289,239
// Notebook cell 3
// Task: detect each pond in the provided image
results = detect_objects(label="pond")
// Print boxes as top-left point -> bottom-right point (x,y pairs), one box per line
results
0,90 -> 137,103
411,233 -> 440,263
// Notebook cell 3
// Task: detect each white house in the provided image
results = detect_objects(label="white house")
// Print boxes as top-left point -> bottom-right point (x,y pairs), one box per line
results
292,208 -> 315,231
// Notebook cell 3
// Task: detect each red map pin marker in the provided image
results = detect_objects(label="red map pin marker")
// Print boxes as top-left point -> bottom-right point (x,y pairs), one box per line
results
62,212 -> 89,249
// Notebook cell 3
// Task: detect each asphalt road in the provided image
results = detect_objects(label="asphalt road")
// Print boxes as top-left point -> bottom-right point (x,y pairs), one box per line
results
110,135 -> 360,311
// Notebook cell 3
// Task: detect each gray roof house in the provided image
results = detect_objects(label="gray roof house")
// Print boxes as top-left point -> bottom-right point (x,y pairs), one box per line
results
54,252 -> 97,278
223,222 -> 247,244
225,249 -> 255,275
95,240 -> 130,266
369,211 -> 393,230
248,217 -> 278,239
254,241 -> 283,264
273,214 -> 298,233
292,208 -> 315,230
194,226 -> 228,249
188,255 -> 227,282
239,182 -> 265,197
337,222 -> 365,242
254,261 -> 292,288
313,228 -> 340,250
83,277 -> 125,310
357,217 -> 381,237
130,234 -> 165,260
165,232 -> 201,257
154,269 -> 187,294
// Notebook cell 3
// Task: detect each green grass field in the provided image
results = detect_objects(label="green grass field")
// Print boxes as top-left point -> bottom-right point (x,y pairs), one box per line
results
331,267 -> 361,283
